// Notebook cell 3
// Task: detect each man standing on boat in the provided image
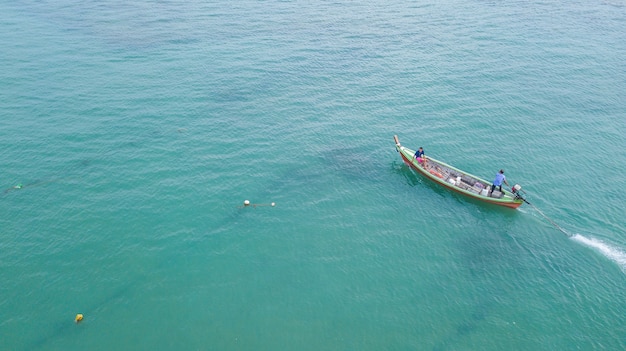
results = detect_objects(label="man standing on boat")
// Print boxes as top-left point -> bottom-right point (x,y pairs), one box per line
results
414,147 -> 426,167
490,169 -> 509,195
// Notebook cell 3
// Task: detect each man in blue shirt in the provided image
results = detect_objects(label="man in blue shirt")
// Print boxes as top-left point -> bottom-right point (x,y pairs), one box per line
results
490,169 -> 509,195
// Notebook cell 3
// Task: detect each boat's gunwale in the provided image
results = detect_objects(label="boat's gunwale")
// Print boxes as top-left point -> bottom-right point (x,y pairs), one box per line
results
395,139 -> 523,208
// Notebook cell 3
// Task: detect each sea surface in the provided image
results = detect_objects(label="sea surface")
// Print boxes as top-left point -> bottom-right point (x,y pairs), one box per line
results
1,1 -> 625,350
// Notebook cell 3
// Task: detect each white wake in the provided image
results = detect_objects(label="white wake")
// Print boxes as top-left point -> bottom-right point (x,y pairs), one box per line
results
571,234 -> 626,271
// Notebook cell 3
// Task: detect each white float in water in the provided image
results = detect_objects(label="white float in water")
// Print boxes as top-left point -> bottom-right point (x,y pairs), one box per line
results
241,200 -> 275,208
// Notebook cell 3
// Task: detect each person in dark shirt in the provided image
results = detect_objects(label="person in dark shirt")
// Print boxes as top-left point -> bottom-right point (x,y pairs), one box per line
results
414,147 -> 426,167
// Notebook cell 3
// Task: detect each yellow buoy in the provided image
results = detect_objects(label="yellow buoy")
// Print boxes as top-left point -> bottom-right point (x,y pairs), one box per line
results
75,314 -> 83,323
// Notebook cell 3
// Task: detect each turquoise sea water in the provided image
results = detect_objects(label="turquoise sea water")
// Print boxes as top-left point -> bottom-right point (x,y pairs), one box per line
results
1,1 -> 625,349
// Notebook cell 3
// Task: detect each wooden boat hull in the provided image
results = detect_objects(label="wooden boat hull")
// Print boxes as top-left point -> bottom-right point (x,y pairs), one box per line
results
394,135 -> 523,209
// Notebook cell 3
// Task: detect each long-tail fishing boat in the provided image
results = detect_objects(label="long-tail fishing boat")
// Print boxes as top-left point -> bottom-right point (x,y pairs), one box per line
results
394,135 -> 526,209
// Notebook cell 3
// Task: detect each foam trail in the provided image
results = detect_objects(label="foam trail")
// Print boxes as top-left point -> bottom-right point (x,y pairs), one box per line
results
571,234 -> 626,271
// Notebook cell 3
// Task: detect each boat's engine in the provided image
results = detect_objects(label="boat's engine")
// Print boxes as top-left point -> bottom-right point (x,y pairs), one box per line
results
511,184 -> 525,201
